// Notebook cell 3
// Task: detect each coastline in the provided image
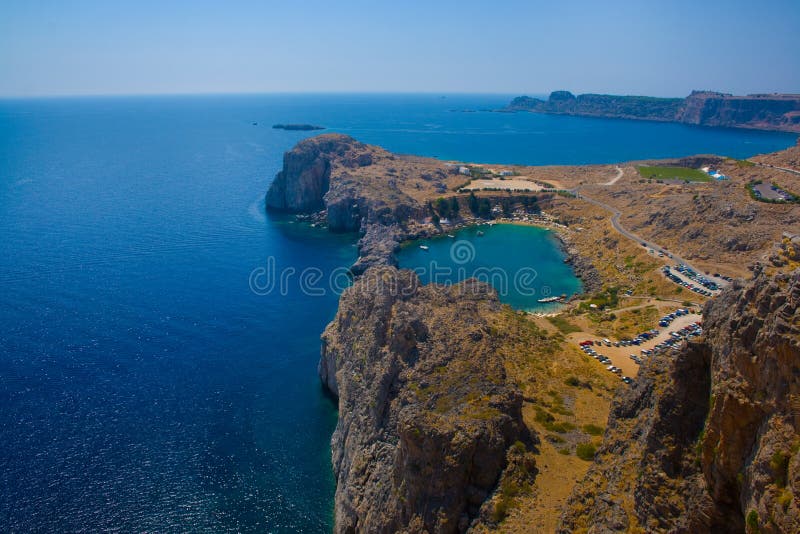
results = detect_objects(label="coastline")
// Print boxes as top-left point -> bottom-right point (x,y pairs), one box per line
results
265,133 -> 800,533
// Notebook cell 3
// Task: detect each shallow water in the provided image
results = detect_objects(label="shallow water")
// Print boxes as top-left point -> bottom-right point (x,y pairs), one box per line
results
397,224 -> 582,311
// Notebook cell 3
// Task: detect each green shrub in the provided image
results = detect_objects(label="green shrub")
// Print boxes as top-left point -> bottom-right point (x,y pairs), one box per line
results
576,442 -> 597,461
770,451 -> 790,488
534,407 -> 554,424
546,421 -> 575,434
582,424 -> 604,436
565,376 -> 581,387
777,489 -> 792,511
491,496 -> 510,523
746,509 -> 759,532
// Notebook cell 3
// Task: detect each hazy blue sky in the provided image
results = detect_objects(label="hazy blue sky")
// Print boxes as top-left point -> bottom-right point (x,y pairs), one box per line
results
1,0 -> 798,97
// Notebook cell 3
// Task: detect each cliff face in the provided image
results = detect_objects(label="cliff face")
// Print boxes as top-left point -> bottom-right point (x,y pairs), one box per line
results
558,268 -> 800,533
509,91 -> 800,132
265,133 -> 437,234
265,134 -> 336,212
320,267 -> 528,533
678,91 -> 800,132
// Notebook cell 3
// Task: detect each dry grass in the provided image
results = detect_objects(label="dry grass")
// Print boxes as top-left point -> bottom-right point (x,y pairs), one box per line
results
475,309 -> 618,532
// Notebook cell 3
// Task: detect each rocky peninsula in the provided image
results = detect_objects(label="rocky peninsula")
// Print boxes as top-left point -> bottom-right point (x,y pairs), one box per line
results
508,91 -> 800,133
266,134 -> 800,532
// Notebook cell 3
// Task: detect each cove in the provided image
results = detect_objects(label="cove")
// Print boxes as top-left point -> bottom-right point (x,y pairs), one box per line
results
397,224 -> 582,311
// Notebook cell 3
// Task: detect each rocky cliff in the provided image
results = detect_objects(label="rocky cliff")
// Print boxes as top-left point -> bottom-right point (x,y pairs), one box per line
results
558,268 -> 800,533
266,133 -> 445,233
509,91 -> 800,133
320,267 -> 529,533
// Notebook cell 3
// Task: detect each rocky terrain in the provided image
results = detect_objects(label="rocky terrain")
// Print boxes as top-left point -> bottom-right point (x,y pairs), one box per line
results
266,134 -> 464,231
558,268 -> 800,533
319,268 -> 530,533
563,142 -> 800,278
508,91 -> 800,133
266,135 -> 800,533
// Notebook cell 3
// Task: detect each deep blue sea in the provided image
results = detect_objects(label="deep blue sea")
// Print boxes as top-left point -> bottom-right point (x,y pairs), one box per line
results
0,94 -> 795,532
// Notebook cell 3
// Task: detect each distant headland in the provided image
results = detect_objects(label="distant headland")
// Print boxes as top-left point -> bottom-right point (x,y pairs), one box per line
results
272,123 -> 325,131
507,90 -> 800,133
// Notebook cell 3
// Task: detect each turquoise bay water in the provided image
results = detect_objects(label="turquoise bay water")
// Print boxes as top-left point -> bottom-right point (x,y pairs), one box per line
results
0,94 -> 795,532
398,224 -> 582,311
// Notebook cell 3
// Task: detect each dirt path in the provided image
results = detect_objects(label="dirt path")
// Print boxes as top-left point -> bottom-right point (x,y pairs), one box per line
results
600,166 -> 624,186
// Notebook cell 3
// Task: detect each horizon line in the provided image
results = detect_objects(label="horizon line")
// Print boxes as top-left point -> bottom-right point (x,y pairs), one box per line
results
0,88 -> 760,101
2,87 -> 798,101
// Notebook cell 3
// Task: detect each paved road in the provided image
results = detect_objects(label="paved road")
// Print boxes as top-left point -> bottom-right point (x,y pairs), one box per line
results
572,178 -> 728,292
753,162 -> 800,177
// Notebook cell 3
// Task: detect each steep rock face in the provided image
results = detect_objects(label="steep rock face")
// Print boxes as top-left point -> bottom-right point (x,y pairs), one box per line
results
678,91 -> 800,132
266,134 -> 429,233
265,134 -> 339,211
558,268 -> 800,533
320,267 -> 527,533
509,91 -> 800,132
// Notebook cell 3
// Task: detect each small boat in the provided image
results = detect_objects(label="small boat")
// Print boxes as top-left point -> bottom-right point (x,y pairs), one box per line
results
447,234 -> 455,238
476,231 -> 485,237
537,294 -> 567,304
419,245 -> 429,251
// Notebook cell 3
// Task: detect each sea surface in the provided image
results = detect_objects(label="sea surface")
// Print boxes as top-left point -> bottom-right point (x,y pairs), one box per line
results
0,94 -> 795,532
397,224 -> 581,311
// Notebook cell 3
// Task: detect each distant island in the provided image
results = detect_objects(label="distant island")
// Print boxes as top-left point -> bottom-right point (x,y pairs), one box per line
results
507,90 -> 800,133
272,123 -> 325,131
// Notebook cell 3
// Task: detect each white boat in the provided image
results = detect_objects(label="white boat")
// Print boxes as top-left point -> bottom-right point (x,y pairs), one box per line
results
419,245 -> 429,251
476,231 -> 484,236
537,294 -> 567,304
447,234 -> 455,238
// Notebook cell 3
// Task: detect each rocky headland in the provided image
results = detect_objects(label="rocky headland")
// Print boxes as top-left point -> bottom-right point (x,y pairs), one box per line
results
508,91 -> 800,133
265,133 -> 587,277
319,268 -> 530,533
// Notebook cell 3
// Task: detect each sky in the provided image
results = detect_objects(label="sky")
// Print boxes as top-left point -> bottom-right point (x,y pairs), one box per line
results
1,0 -> 798,98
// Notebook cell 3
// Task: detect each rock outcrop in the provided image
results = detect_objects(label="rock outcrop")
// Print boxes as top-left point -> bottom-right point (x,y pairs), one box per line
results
265,134 -> 337,212
266,133 -> 431,232
320,267 -> 528,533
558,268 -> 800,533
509,91 -> 800,133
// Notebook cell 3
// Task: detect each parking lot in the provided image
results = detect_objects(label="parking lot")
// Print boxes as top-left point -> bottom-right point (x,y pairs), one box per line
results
567,311 -> 703,379
661,264 -> 729,297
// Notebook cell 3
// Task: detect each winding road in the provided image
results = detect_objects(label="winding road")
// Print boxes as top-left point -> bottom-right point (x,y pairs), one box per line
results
753,162 -> 800,177
571,170 -> 729,292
